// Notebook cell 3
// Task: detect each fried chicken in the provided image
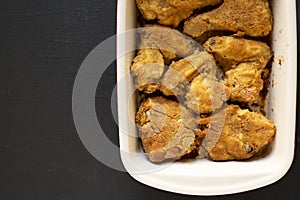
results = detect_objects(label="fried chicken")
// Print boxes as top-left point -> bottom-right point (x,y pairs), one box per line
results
130,48 -> 164,93
184,0 -> 273,38
203,36 -> 273,71
132,26 -> 218,95
136,0 -> 223,27
133,0 -> 276,163
135,97 -> 198,163
160,50 -> 217,96
203,36 -> 272,103
225,62 -> 264,102
139,25 -> 200,59
202,105 -> 275,161
185,75 -> 230,114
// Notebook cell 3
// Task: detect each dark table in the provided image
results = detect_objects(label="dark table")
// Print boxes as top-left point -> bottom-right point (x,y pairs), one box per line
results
0,0 -> 299,199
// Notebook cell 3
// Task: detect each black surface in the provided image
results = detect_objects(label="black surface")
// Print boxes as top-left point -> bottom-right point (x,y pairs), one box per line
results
0,0 -> 299,199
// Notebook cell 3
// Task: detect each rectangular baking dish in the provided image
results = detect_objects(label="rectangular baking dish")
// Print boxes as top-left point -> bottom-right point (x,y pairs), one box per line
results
116,0 -> 297,195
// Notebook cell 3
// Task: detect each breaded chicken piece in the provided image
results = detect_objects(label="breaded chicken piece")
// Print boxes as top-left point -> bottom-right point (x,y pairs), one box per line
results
203,36 -> 273,71
139,28 -> 179,64
202,105 -> 275,161
160,50 -> 217,96
136,0 -> 223,27
185,75 -> 230,114
184,0 -> 273,38
139,25 -> 200,58
130,48 -> 164,93
135,97 -> 198,163
225,62 -> 264,102
203,36 -> 271,103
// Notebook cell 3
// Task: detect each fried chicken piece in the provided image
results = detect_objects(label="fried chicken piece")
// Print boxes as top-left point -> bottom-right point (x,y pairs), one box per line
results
184,0 -> 273,38
139,25 -> 200,58
130,48 -> 164,93
160,50 -> 217,96
225,62 -> 264,102
185,75 -> 230,114
138,26 -> 180,64
203,36 -> 273,71
202,105 -> 275,161
132,26 -> 215,95
136,0 -> 223,27
135,97 -> 198,163
203,36 -> 271,103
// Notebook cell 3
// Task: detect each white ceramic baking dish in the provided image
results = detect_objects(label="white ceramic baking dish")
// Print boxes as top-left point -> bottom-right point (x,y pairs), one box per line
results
116,0 -> 297,195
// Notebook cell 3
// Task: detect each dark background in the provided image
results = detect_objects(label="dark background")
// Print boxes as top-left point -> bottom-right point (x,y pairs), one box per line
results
0,0 -> 299,199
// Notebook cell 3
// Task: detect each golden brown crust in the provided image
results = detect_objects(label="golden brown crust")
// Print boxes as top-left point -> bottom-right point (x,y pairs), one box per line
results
203,36 -> 273,71
184,0 -> 273,38
204,105 -> 275,161
203,36 -> 272,103
160,50 -> 217,96
225,62 -> 264,102
185,75 -> 230,114
133,1 -> 275,163
140,25 -> 199,58
136,0 -> 223,27
135,97 -> 198,163
130,48 -> 164,93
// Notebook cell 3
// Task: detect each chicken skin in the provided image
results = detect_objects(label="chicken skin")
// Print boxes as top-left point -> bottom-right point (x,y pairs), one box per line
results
136,0 -> 223,27
184,0 -> 273,38
202,105 -> 275,161
160,50 -> 217,96
185,75 -> 230,114
130,48 -> 165,93
135,97 -> 198,163
203,36 -> 273,71
139,25 -> 200,58
203,36 -> 272,103
225,62 -> 264,102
